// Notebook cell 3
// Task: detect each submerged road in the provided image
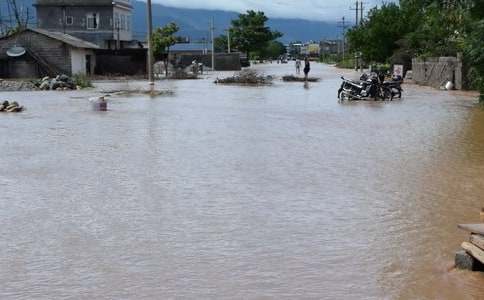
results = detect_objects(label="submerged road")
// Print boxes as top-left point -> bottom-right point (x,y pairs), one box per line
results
1,63 -> 484,299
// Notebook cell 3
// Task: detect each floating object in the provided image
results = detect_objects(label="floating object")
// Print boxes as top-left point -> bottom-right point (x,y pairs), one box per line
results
6,46 -> 26,57
455,223 -> 484,271
282,75 -> 320,82
0,100 -> 23,113
445,81 -> 454,90
89,96 -> 108,111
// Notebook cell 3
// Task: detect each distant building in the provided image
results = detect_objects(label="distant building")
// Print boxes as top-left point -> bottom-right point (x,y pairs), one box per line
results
320,40 -> 340,55
34,0 -> 134,49
0,28 -> 99,78
288,43 -> 303,58
300,42 -> 321,58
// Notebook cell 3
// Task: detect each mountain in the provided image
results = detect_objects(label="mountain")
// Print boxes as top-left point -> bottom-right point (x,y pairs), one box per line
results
1,0 -> 340,43
132,1 -> 340,43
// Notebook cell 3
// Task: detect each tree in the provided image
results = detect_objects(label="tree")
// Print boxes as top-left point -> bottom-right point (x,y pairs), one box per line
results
464,0 -> 484,101
261,41 -> 286,59
346,3 -> 407,63
230,10 -> 282,60
214,34 -> 228,53
152,22 -> 179,77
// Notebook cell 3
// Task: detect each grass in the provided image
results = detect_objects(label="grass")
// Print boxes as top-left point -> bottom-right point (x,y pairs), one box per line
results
72,73 -> 93,89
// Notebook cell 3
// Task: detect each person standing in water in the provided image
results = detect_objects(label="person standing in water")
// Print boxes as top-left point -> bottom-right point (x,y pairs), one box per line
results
303,57 -> 311,81
295,59 -> 301,74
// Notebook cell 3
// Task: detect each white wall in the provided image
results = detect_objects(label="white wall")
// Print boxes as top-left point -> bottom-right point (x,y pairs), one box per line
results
70,48 -> 96,75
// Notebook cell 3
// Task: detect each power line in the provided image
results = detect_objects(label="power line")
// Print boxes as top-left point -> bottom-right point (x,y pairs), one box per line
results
349,1 -> 359,26
337,16 -> 349,60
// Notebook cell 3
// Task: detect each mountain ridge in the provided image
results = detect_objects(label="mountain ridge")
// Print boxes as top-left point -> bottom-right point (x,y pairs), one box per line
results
0,0 -> 340,43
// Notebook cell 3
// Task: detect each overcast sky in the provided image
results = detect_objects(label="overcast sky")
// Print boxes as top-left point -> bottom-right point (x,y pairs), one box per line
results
150,0 -> 390,21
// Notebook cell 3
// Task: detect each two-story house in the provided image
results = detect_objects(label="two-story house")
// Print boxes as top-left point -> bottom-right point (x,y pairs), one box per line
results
34,0 -> 133,49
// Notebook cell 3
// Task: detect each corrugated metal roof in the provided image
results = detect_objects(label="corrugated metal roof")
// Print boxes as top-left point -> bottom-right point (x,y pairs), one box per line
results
171,43 -> 213,52
0,28 -> 100,49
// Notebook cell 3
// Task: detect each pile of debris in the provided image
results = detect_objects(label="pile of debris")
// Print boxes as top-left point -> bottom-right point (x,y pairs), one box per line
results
282,75 -> 320,82
455,209 -> 484,271
169,68 -> 198,80
34,75 -> 78,91
0,79 -> 37,91
0,101 -> 24,113
215,69 -> 273,85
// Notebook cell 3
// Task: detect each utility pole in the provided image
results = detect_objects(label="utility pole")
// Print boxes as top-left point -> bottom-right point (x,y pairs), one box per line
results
360,1 -> 364,25
210,17 -> 215,71
337,16 -> 348,60
350,1 -> 359,26
146,0 -> 154,89
226,29 -> 231,53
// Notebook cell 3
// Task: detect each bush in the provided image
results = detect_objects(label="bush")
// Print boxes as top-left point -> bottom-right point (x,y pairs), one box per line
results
336,58 -> 355,69
72,73 -> 92,89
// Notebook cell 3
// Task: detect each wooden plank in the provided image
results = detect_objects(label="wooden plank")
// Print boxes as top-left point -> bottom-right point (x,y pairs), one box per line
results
462,242 -> 484,265
470,234 -> 484,251
458,224 -> 484,235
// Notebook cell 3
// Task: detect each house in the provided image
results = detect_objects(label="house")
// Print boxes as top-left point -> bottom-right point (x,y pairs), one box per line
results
0,28 -> 98,78
29,0 -> 146,76
34,0 -> 134,49
320,40 -> 343,55
300,42 -> 320,58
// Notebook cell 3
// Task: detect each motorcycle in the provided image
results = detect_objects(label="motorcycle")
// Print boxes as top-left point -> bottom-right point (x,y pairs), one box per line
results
382,75 -> 403,99
338,73 -> 392,101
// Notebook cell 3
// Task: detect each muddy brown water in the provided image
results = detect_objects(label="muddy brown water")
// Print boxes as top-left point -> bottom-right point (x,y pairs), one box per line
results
1,63 -> 483,299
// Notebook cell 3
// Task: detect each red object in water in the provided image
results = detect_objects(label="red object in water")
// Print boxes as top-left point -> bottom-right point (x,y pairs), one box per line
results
99,101 -> 107,111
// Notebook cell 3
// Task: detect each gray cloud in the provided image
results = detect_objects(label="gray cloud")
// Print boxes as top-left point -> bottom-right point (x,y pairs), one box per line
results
148,0 -> 390,21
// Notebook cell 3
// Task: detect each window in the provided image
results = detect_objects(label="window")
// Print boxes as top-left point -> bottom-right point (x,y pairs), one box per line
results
121,15 -> 126,30
65,16 -> 74,26
126,16 -> 131,32
114,12 -> 120,29
86,13 -> 99,30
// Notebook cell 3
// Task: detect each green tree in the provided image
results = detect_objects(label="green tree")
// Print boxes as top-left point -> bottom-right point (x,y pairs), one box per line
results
214,35 -> 229,53
230,10 -> 282,60
347,3 -> 407,63
464,1 -> 484,101
261,41 -> 286,59
152,22 -> 180,77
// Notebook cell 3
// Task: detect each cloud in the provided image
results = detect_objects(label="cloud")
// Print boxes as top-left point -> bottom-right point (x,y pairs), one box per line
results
148,0 -> 390,21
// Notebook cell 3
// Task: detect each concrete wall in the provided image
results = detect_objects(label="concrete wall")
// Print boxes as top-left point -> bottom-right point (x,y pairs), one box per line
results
4,56 -> 39,78
0,30 -> 71,77
95,49 -> 146,75
412,56 -> 465,90
71,48 -> 96,75
172,53 -> 242,71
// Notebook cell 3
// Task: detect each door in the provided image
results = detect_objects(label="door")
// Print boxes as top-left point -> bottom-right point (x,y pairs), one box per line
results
86,55 -> 92,75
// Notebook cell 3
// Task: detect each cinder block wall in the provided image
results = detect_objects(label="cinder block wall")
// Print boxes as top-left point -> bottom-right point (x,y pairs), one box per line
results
0,31 -> 71,77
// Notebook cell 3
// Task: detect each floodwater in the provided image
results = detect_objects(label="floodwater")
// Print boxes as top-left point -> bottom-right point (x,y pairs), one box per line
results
1,63 -> 484,299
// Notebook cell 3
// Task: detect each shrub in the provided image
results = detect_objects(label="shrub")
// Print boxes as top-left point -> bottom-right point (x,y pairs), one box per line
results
72,73 -> 93,89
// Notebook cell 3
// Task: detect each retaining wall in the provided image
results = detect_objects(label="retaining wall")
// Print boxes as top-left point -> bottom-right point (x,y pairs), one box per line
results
412,56 -> 465,90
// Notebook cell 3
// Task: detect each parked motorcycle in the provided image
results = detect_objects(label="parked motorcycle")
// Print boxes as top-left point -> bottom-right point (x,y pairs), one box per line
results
338,73 -> 392,101
383,75 -> 403,99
